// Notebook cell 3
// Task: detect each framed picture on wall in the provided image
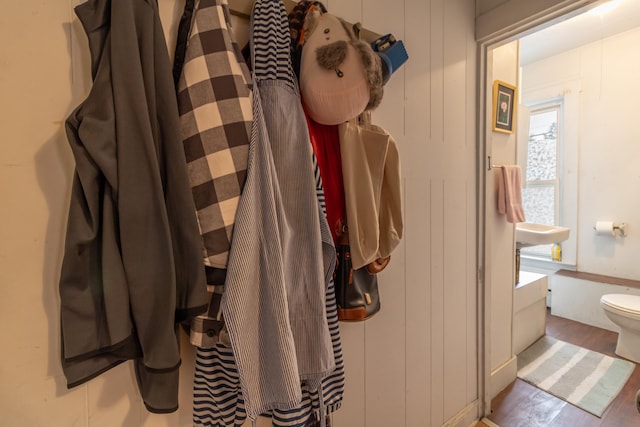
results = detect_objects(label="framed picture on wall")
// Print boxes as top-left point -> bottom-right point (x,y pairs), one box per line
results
492,80 -> 517,133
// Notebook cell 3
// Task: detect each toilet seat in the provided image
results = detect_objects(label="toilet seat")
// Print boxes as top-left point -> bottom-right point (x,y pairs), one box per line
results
601,294 -> 640,319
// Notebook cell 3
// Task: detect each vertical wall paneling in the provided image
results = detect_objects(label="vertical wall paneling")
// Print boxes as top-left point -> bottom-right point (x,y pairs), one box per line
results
431,1 -> 447,426
403,0 -> 431,145
443,180 -> 470,421
443,0 -> 467,153
429,179 -> 446,426
403,179 -> 432,427
403,1 -> 433,425
430,0 -> 445,145
363,241 -> 408,427
442,0 -> 475,417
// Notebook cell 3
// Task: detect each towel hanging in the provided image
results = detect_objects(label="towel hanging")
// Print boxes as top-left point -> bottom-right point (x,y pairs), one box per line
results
497,165 -> 526,223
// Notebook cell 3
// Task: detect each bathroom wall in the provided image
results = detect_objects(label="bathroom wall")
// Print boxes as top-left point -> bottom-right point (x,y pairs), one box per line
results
550,275 -> 640,331
0,0 -> 479,426
518,23 -> 640,330
521,26 -> 640,281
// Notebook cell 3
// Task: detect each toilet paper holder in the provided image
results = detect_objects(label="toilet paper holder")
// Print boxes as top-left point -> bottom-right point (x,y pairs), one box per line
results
614,223 -> 628,236
594,221 -> 628,237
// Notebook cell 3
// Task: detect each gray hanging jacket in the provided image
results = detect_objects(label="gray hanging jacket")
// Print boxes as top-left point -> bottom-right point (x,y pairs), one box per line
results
59,0 -> 207,413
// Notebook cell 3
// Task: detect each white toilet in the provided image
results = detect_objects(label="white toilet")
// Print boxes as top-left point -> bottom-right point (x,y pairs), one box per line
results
600,294 -> 640,363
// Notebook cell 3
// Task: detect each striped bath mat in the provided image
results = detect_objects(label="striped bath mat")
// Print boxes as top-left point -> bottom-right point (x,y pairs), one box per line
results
517,335 -> 635,417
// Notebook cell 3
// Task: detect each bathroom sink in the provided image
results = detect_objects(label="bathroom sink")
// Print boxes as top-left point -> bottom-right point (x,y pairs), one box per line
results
515,223 -> 570,248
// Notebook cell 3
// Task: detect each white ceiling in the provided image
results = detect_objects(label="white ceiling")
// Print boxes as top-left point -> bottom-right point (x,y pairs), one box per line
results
520,0 -> 640,65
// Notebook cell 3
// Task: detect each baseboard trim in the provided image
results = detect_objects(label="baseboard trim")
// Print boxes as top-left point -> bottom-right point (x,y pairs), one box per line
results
480,417 -> 501,427
443,400 -> 479,427
489,355 -> 517,400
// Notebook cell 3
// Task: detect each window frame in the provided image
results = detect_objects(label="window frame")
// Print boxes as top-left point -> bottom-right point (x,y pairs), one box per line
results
521,101 -> 563,259
518,80 -> 580,268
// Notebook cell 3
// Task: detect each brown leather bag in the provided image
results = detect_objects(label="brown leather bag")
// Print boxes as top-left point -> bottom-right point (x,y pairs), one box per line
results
334,230 -> 381,321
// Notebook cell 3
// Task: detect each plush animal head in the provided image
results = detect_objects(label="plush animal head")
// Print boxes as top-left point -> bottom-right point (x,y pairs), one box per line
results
299,10 -> 383,125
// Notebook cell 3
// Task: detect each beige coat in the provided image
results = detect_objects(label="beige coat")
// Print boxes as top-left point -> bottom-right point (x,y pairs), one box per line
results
339,119 -> 403,270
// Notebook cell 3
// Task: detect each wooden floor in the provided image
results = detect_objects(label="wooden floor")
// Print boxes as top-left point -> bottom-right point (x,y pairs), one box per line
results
486,309 -> 640,427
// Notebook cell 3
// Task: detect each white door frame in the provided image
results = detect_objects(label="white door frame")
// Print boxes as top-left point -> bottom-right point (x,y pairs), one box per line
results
475,0 -> 603,416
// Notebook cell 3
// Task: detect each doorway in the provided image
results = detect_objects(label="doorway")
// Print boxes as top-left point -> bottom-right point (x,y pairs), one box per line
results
478,0 -> 640,417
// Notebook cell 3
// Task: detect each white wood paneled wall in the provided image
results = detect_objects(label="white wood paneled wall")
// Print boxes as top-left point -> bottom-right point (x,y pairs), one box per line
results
327,1 -> 478,426
0,0 -> 478,426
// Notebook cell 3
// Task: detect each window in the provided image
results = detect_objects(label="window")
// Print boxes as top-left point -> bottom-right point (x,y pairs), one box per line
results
522,102 -> 562,258
519,80 -> 579,267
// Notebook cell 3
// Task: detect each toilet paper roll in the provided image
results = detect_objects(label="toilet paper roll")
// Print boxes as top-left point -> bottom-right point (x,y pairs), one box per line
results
595,221 -> 615,236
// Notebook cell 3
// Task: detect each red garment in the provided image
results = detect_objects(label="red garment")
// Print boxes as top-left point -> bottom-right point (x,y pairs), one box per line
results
305,112 -> 346,243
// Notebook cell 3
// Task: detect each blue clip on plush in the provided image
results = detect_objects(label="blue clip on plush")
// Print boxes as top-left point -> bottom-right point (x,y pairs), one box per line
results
371,34 -> 408,83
